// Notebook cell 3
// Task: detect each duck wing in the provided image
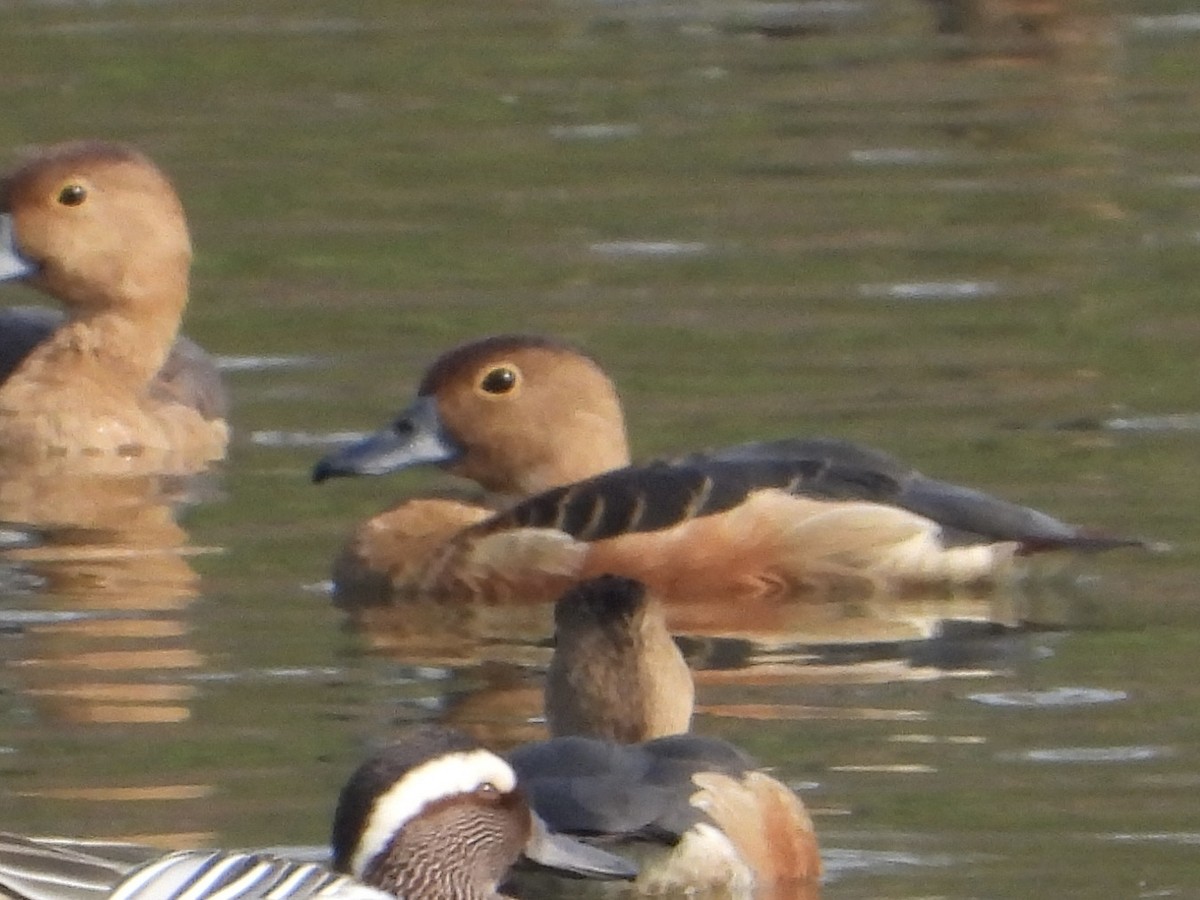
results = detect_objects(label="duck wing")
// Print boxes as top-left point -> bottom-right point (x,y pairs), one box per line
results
694,437 -> 1147,551
0,308 -> 56,386
0,307 -> 227,422
473,453 -> 897,545
150,333 -> 229,423
0,833 -> 146,900
508,735 -> 757,842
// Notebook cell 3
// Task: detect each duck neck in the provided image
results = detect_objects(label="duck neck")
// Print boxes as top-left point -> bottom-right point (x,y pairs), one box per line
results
366,837 -> 506,900
49,295 -> 184,391
510,413 -> 633,497
547,638 -> 648,743
635,612 -> 694,737
549,608 -> 693,743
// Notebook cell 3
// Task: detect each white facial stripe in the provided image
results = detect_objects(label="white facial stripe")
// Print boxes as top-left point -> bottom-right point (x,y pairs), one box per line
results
351,748 -> 518,877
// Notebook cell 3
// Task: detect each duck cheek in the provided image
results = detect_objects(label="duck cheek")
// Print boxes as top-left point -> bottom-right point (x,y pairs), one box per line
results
472,799 -> 528,882
31,258 -> 111,310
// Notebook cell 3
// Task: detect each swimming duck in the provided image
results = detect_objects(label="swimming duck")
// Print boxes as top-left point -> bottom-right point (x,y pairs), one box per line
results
509,575 -> 821,895
545,573 -> 694,743
0,141 -> 227,471
313,334 -> 1143,604
0,726 -> 635,900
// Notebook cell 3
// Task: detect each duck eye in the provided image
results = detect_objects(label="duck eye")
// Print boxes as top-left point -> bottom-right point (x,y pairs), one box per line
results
480,367 -> 517,395
57,184 -> 87,207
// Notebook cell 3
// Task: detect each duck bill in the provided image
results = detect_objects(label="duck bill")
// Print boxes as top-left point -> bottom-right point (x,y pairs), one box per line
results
0,214 -> 35,281
521,813 -> 637,881
312,395 -> 462,483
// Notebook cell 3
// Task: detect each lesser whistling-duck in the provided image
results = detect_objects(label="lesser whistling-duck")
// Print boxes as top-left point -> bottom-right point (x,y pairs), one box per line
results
313,335 -> 1143,604
0,141 -> 227,472
510,575 -> 821,895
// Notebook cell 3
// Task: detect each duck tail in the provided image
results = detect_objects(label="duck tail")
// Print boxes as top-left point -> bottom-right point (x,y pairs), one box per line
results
900,476 -> 1155,553
689,770 -> 822,885
773,498 -> 1018,588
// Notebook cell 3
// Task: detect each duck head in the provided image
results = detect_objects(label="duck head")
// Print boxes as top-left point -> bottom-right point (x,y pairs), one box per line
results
313,335 -> 631,497
332,725 -> 636,898
0,141 -> 192,321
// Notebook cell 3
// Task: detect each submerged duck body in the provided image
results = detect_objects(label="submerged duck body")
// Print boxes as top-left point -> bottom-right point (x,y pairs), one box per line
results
0,727 -> 634,900
0,141 -> 227,472
511,576 -> 821,895
314,335 -> 1144,604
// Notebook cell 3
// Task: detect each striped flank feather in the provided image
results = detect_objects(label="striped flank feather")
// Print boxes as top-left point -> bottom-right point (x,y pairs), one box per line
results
0,834 -> 137,900
0,837 -> 390,900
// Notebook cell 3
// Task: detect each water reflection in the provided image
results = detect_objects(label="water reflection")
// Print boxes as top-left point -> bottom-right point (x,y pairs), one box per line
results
343,573 -> 1063,665
348,579 -> 1069,765
925,0 -> 1072,61
345,595 -> 554,667
0,464 -> 214,831
0,0 -> 1195,893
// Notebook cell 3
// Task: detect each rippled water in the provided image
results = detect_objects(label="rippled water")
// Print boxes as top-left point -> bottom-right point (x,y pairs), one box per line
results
2,1 -> 1200,898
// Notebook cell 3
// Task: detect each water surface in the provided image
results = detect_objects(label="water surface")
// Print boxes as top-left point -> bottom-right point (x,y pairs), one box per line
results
1,1 -> 1199,897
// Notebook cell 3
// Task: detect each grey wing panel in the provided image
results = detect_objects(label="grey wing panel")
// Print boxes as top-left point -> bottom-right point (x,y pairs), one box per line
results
508,736 -> 648,780
641,734 -> 757,774
0,833 -> 136,900
710,439 -> 1144,548
510,739 -> 669,837
520,776 -> 679,839
149,336 -> 229,423
0,307 -> 57,385
510,736 -> 758,842
897,476 -> 1145,549
698,437 -> 915,480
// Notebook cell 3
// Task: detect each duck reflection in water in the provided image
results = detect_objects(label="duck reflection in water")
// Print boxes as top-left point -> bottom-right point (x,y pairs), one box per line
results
0,469 -> 217,843
1,470 -> 213,726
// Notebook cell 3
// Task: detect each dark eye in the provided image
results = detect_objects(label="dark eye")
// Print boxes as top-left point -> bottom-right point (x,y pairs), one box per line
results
57,184 -> 87,207
476,782 -> 501,800
480,367 -> 517,395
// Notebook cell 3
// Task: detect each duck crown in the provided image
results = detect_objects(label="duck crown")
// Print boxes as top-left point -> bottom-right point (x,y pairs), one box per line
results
552,574 -> 649,634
